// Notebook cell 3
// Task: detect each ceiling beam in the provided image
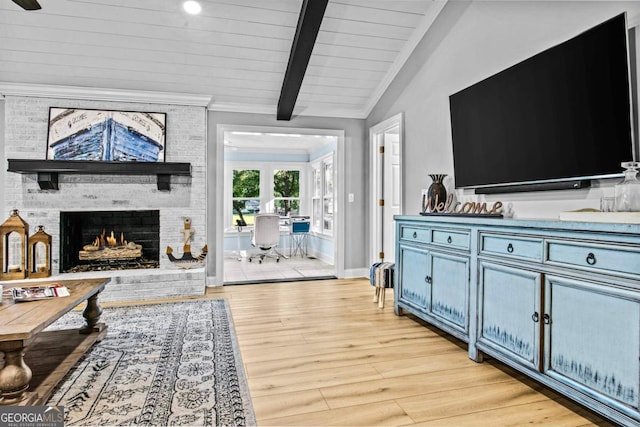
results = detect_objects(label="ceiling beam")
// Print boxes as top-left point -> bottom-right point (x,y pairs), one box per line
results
12,0 -> 41,11
277,0 -> 329,121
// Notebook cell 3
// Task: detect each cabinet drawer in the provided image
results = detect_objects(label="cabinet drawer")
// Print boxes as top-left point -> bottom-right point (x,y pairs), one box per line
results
432,229 -> 470,250
480,233 -> 543,262
400,226 -> 430,244
546,240 -> 640,277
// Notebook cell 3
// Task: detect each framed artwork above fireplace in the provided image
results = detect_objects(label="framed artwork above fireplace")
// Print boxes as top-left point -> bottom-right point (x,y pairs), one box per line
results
46,107 -> 167,162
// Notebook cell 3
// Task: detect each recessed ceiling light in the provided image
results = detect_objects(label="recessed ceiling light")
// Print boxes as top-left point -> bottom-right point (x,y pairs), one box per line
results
183,1 -> 202,15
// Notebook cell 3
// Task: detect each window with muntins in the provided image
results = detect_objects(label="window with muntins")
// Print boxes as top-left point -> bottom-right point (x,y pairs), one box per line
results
273,169 -> 300,216
232,169 -> 260,226
311,154 -> 334,235
226,163 -> 307,228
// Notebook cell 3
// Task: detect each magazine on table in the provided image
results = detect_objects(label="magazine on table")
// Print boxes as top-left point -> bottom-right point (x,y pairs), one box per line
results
11,284 -> 70,302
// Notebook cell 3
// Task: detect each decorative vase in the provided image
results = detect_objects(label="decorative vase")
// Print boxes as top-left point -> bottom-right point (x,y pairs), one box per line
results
427,174 -> 447,211
614,161 -> 640,212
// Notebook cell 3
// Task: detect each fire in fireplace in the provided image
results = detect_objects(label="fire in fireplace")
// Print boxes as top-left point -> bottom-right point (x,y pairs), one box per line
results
60,210 -> 160,273
79,229 -> 143,261
88,229 -> 128,249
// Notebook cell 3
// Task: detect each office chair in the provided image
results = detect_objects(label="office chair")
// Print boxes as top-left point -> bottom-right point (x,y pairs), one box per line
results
248,213 -> 282,263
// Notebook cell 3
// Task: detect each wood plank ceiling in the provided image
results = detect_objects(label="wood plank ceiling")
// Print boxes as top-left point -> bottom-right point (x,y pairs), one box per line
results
0,0 -> 446,119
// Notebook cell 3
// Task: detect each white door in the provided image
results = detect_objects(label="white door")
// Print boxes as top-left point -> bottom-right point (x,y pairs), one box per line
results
370,113 -> 403,265
382,128 -> 400,263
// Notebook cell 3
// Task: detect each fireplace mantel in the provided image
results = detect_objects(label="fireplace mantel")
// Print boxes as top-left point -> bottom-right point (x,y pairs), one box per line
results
7,159 -> 191,191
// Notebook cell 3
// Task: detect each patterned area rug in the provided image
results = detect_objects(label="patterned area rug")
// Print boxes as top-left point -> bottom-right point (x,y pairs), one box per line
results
46,299 -> 255,426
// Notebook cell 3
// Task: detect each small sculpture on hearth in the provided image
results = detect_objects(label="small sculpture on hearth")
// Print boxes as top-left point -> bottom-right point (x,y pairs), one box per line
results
167,217 -> 207,269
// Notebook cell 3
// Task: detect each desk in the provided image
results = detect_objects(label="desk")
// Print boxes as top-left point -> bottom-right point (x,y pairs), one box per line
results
0,278 -> 109,405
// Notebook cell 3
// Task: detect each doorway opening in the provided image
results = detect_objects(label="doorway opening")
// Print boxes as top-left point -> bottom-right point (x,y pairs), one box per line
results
216,125 -> 345,284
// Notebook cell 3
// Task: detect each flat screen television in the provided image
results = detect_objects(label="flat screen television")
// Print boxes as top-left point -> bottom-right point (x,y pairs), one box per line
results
449,13 -> 635,193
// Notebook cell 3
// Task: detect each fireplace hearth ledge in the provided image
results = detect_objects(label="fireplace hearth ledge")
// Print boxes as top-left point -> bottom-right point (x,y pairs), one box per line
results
2,268 -> 205,303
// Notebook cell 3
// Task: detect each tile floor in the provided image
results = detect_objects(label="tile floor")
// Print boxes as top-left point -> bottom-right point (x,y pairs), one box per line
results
223,252 -> 335,284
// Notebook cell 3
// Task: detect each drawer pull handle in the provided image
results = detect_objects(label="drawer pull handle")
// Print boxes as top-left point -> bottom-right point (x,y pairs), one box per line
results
543,314 -> 551,324
413,232 -> 417,239
531,312 -> 539,323
425,275 -> 432,284
507,243 -> 514,253
586,252 -> 596,265
447,236 -> 452,244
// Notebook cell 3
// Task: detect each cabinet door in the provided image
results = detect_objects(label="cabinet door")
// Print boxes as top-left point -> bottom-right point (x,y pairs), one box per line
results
430,251 -> 469,334
478,261 -> 542,370
544,276 -> 640,414
398,244 -> 431,310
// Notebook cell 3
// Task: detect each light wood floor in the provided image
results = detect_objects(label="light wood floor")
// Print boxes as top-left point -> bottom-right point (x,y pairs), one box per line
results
202,278 -> 614,427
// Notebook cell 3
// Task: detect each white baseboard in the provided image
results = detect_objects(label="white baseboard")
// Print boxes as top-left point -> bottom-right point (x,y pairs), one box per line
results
206,275 -> 222,287
307,249 -> 334,265
341,268 -> 369,279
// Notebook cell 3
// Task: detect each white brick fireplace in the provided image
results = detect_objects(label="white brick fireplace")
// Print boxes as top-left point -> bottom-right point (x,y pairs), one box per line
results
2,95 -> 208,302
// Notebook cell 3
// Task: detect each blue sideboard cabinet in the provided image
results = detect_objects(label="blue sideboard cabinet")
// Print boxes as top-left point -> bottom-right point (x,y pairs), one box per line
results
394,215 -> 640,427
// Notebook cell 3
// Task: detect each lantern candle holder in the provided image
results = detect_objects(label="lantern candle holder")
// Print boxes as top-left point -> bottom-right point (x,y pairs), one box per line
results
0,209 -> 30,281
29,225 -> 52,278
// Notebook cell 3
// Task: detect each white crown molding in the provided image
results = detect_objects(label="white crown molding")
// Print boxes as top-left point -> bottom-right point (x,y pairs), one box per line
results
208,101 -> 366,120
208,102 -> 275,115
0,82 -> 212,107
362,0 -> 448,118
291,105 -> 366,120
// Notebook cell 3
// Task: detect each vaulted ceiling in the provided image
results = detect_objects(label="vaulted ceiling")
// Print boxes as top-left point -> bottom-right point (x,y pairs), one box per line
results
0,0 -> 446,119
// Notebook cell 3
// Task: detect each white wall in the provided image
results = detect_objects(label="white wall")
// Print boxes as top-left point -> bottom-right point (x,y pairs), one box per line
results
367,1 -> 640,219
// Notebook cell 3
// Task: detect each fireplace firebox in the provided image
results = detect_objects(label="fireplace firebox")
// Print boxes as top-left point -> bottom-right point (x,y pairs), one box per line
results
60,210 -> 160,273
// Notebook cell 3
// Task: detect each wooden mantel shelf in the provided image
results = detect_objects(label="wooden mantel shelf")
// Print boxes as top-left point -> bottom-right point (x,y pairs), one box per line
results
7,159 -> 191,191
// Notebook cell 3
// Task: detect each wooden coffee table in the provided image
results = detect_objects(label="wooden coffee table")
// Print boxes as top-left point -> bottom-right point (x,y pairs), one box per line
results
0,278 -> 109,405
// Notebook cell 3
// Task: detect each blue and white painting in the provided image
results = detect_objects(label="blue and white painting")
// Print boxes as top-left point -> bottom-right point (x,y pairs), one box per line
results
47,108 -> 166,162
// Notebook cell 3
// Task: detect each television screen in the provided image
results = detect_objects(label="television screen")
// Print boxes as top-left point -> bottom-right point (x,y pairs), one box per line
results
449,13 -> 634,191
